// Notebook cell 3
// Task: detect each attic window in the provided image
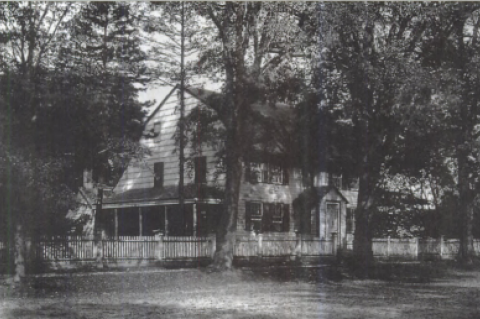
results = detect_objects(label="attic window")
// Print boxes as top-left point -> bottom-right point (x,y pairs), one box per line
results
154,122 -> 162,142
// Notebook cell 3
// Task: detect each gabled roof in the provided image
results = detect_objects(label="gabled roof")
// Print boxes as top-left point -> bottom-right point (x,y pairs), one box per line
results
316,186 -> 349,203
145,85 -> 293,126
292,186 -> 349,213
144,85 -> 179,125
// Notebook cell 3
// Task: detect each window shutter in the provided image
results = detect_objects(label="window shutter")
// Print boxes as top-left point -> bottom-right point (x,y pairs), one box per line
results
245,202 -> 251,231
154,122 -> 162,142
154,162 -> 164,188
194,157 -> 207,184
283,167 -> 289,185
282,204 -> 290,232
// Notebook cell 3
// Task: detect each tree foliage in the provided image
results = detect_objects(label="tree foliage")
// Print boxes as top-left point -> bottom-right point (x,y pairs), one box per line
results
0,2 -> 149,278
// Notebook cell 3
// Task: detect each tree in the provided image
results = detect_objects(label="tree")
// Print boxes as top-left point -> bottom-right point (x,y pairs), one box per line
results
147,2 -> 204,218
188,3 -> 306,269
311,3 -> 430,273
414,3 -> 480,263
0,2 -> 148,281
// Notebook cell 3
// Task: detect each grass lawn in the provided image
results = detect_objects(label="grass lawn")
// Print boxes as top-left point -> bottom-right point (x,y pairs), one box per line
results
1,265 -> 480,319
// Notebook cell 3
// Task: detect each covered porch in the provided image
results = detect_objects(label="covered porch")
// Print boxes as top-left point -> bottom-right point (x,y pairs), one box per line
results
100,185 -> 224,238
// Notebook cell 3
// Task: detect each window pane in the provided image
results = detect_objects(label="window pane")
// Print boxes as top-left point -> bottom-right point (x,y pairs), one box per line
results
246,202 -> 262,232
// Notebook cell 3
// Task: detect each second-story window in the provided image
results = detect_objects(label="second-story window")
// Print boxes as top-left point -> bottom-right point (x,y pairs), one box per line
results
245,162 -> 288,185
154,122 -> 162,142
194,156 -> 207,184
329,173 -> 342,189
154,162 -> 164,188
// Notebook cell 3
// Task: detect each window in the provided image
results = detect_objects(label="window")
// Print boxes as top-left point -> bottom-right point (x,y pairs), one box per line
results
245,162 -> 288,185
245,202 -> 289,233
343,178 -> 359,190
194,156 -> 207,184
154,122 -> 162,142
329,174 -> 342,189
245,202 -> 262,232
154,162 -> 164,188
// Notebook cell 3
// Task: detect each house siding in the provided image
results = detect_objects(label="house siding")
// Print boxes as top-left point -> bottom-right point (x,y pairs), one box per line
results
106,87 -> 355,246
114,91 -> 223,194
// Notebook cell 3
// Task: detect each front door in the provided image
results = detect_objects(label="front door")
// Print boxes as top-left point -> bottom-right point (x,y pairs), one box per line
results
325,202 -> 339,236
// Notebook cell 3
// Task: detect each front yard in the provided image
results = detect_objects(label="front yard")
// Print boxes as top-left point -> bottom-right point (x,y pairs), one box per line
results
1,266 -> 480,319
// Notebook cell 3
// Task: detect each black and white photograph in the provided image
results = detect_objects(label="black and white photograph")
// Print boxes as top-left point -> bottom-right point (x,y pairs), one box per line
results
1,2 -> 480,318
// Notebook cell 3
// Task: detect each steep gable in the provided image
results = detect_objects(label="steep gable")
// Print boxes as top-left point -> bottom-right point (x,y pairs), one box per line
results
112,86 -> 223,196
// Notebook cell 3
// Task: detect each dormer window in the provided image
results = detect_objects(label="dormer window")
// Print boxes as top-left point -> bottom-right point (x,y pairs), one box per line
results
154,121 -> 162,142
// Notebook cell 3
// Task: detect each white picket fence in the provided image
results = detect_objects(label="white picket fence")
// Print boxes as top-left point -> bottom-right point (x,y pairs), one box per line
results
346,237 -> 466,260
1,235 -> 475,266
0,234 -> 337,265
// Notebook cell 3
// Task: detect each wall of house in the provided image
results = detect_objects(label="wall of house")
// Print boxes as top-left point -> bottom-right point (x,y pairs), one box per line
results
114,90 -> 223,194
237,167 -> 307,234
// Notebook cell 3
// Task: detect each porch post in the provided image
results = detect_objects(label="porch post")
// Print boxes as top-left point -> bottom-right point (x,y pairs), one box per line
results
139,207 -> 143,237
114,209 -> 118,238
193,203 -> 197,236
164,206 -> 169,236
440,235 -> 445,259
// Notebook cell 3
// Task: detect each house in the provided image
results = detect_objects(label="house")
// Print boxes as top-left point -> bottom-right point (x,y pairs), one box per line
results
98,86 -> 359,252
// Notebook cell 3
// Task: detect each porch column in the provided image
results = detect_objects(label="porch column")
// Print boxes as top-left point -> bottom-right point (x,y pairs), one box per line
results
139,207 -> 143,237
164,206 -> 169,236
114,209 -> 118,238
193,203 -> 197,236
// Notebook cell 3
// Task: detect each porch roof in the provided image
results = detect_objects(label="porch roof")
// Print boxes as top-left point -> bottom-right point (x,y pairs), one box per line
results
103,184 -> 224,205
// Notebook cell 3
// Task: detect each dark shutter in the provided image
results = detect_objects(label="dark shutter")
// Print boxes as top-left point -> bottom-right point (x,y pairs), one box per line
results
245,202 -> 251,231
282,204 -> 290,232
283,167 -> 289,185
194,156 -> 207,184
262,203 -> 271,232
154,162 -> 164,188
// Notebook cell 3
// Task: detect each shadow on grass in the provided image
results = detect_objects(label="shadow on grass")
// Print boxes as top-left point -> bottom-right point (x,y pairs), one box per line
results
242,265 -> 343,283
341,256 -> 455,283
8,302 -> 284,319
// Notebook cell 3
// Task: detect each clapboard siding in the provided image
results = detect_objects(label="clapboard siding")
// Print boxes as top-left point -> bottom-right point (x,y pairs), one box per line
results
114,91 -> 224,194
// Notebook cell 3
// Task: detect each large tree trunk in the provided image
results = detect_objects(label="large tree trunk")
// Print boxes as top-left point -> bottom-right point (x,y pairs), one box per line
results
211,156 -> 243,270
457,149 -> 475,264
352,171 -> 375,276
14,224 -> 26,283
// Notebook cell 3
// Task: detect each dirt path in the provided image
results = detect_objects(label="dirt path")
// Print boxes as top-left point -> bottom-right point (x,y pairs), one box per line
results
1,268 -> 480,319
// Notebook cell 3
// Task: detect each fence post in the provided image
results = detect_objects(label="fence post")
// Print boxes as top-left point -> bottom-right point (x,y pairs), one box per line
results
415,237 -> 419,260
258,234 -> 263,257
331,233 -> 338,256
95,230 -> 104,269
210,234 -> 216,259
156,235 -> 165,261
387,236 -> 390,258
295,232 -> 302,260
440,235 -> 444,260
